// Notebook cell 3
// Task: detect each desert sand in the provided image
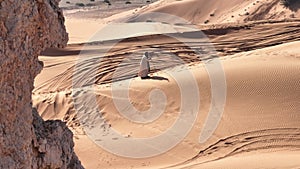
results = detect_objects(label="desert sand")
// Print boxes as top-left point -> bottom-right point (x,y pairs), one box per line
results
33,0 -> 300,168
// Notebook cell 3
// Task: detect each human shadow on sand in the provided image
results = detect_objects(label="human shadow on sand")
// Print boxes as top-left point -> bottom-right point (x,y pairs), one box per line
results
141,76 -> 169,81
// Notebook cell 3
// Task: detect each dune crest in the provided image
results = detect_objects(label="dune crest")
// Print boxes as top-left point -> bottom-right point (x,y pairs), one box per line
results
112,0 -> 300,24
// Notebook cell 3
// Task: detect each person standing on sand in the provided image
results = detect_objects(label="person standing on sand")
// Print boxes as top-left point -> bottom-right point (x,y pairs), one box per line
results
138,52 -> 151,79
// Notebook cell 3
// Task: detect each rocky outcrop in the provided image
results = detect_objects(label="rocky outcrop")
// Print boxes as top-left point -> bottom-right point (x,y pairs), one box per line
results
0,0 -> 82,168
32,109 -> 82,169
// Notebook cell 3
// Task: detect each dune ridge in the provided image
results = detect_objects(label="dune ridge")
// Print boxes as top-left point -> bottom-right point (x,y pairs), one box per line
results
106,0 -> 300,24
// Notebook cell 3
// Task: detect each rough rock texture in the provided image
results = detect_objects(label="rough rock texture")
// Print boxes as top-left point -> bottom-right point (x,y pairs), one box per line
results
32,109 -> 83,169
0,0 -> 83,168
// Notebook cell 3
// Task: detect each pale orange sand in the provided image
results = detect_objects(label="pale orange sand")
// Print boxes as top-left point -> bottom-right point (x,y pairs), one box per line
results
33,0 -> 300,168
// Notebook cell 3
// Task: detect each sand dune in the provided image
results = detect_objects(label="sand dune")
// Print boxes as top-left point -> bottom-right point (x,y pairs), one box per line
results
34,21 -> 300,93
33,30 -> 300,169
123,0 -> 300,24
32,0 -> 300,168
33,40 -> 300,168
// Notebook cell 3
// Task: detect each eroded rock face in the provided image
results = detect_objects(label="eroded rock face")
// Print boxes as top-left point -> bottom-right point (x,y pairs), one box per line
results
32,109 -> 83,169
0,0 -> 82,168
